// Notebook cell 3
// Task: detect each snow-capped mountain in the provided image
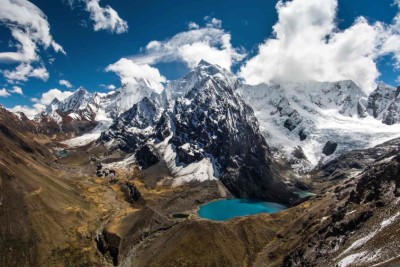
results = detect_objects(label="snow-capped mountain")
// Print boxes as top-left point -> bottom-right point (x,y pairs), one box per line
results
33,81 -> 159,142
35,87 -> 98,125
367,83 -> 400,125
100,60 -> 296,203
36,82 -> 157,124
237,81 -> 400,171
33,60 -> 400,177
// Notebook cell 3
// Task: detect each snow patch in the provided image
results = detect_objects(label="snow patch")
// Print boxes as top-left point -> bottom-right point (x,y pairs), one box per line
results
153,135 -> 217,186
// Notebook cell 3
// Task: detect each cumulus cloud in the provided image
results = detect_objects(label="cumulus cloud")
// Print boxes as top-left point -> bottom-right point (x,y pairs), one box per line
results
34,88 -> 73,105
100,84 -> 116,90
67,0 -> 128,34
106,58 -> 166,93
9,104 -> 43,118
59,79 -> 73,88
0,88 -> 10,97
205,17 -> 222,28
10,86 -> 23,95
130,17 -> 246,70
188,22 -> 200,30
2,63 -> 49,82
239,0 -> 400,93
377,3 -> 400,72
10,88 -> 73,118
0,0 -> 64,82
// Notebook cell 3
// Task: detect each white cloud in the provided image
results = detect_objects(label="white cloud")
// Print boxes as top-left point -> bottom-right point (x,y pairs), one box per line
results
130,18 -> 246,70
34,88 -> 73,105
10,104 -> 44,118
11,88 -> 73,118
106,58 -> 166,93
86,0 -> 128,33
0,88 -> 10,97
3,63 -> 49,82
205,17 -> 222,28
239,0 -> 400,93
0,0 -> 64,82
59,79 -> 73,88
105,84 -> 116,90
188,22 -> 199,30
10,86 -> 23,95
68,0 -> 128,34
29,66 -> 49,80
99,84 -> 116,90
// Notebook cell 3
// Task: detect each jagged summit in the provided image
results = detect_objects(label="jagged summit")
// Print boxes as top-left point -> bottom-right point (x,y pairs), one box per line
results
21,61 -> 400,175
163,60 -> 238,102
367,83 -> 400,124
100,62 -> 296,204
198,59 -> 211,66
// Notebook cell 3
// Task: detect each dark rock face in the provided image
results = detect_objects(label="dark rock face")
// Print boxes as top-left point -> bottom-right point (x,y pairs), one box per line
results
367,84 -> 400,125
135,145 -> 159,169
347,155 -> 400,205
283,111 -> 303,132
170,78 -> 292,203
382,96 -> 400,125
298,130 -> 307,141
320,138 -> 400,180
96,207 -> 172,266
99,95 -> 165,171
357,100 -> 368,118
176,145 -> 203,165
290,147 -> 307,161
99,61 -> 297,204
322,141 -> 338,156
367,84 -> 397,118
121,182 -> 142,203
95,163 -> 116,178
100,95 -> 162,155
284,147 -> 400,267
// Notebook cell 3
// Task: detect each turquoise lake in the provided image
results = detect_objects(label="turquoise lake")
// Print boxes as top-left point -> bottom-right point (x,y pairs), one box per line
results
198,199 -> 287,221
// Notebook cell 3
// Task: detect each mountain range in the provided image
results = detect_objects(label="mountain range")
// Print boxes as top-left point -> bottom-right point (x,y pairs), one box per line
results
2,60 -> 400,266
35,60 -> 400,173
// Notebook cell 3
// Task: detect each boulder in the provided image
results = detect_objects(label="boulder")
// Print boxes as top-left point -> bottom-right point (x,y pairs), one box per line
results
322,141 -> 337,156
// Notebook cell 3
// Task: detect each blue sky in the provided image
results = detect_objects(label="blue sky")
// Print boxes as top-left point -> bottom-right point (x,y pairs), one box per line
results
1,0 -> 400,115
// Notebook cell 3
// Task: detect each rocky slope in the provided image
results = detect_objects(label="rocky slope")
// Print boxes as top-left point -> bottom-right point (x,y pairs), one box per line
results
281,140 -> 400,267
367,83 -> 400,125
0,106 -> 107,266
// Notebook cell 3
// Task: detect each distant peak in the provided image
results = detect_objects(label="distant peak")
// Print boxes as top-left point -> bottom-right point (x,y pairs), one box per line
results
50,97 -> 60,104
376,82 -> 395,91
76,86 -> 88,93
198,59 -> 212,66
194,60 -> 226,75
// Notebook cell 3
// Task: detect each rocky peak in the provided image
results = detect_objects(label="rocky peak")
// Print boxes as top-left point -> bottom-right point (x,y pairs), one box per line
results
163,60 -> 238,102
367,83 -> 397,119
58,87 -> 92,112
45,97 -> 61,113
364,82 -> 400,125
100,62 -> 297,204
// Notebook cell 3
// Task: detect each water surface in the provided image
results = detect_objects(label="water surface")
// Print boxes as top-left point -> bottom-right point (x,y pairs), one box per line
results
198,199 -> 287,221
